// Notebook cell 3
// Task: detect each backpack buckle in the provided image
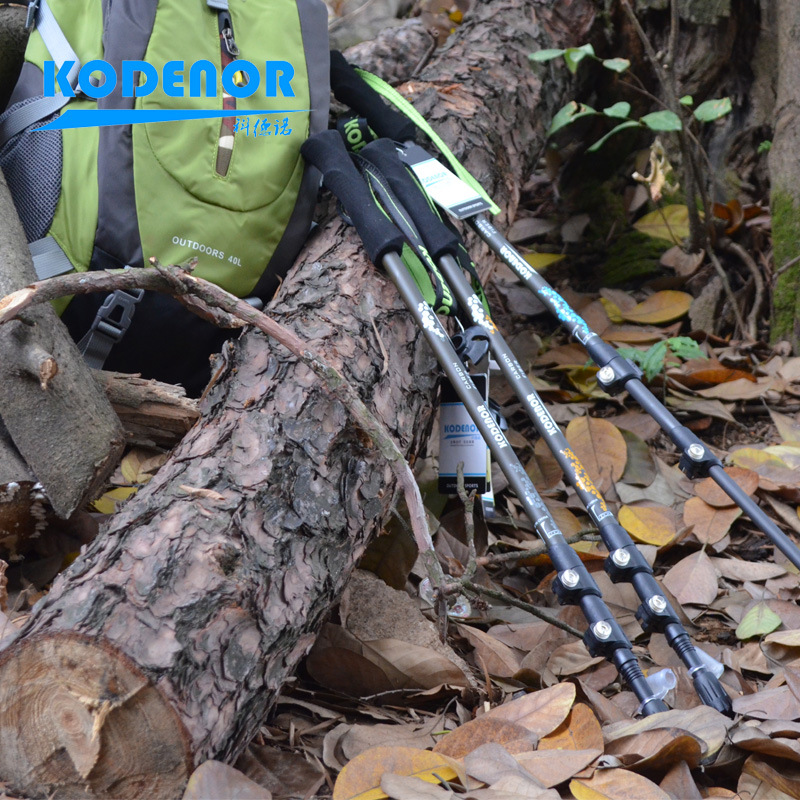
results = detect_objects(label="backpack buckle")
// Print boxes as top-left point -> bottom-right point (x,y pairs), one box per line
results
91,287 -> 145,342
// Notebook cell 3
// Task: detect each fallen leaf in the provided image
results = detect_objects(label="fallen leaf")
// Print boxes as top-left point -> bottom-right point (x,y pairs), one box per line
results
523,252 -> 566,271
770,409 -> 800,443
603,706 -> 734,759
619,429 -> 658,487
182,760 -> 271,800
660,245 -> 704,277
709,558 -> 787,582
515,748 -> 602,788
565,417 -> 627,494
459,625 -> 523,678
694,467 -> 759,507
662,551 -> 719,607
633,205 -> 691,244
432,717 -> 536,759
658,760 -> 702,800
508,217 -> 559,243
619,291 -> 693,325
683,497 -> 742,545
485,683 -> 576,738
618,505 -> 677,547
379,774 -> 455,800
733,686 -> 800,721
736,602 -> 784,640
731,726 -> 800,763
696,376 -> 775,401
333,747 -> 461,800
538,703 -> 604,751
463,743 -> 556,797
741,754 -> 800,799
604,727 -> 704,771
571,767 -> 671,800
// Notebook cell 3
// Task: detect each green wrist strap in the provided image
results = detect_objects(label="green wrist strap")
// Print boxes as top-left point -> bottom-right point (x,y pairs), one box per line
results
355,68 -> 501,216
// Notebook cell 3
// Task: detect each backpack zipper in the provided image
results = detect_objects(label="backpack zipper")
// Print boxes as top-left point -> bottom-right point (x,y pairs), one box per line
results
215,8 -> 242,176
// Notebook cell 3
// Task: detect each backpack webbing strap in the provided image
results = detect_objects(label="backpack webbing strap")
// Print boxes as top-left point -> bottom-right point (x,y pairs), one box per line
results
353,68 -> 501,216
0,0 -> 80,147
77,280 -> 144,370
29,236 -> 74,280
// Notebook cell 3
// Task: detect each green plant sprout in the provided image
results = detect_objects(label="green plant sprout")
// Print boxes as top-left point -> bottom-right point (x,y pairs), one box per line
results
616,336 -> 707,383
529,44 -> 732,154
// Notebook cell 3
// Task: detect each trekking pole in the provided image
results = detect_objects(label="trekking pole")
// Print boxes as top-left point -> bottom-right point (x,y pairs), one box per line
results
355,138 -> 733,716
327,53 -> 800,573
302,129 -> 668,716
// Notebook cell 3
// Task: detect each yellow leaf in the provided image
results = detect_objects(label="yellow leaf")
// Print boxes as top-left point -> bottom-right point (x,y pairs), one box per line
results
599,297 -> 624,323
523,252 -> 565,270
91,485 -> 138,514
618,505 -> 677,547
620,291 -> 692,324
633,205 -> 691,243
729,448 -> 788,471
333,747 -> 460,800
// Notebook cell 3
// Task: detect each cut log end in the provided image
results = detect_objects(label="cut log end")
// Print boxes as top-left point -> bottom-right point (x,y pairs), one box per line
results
0,634 -> 192,799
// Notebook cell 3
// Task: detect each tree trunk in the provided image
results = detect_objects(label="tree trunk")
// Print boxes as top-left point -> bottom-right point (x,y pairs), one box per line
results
769,0 -> 800,351
0,1 -> 585,796
0,171 -> 125,520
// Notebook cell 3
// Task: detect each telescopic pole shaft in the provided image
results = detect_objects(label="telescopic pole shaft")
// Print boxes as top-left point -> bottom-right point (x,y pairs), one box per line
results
470,214 -> 800,572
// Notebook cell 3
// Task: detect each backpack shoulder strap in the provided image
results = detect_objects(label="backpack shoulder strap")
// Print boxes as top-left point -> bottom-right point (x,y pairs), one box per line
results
0,0 -> 80,146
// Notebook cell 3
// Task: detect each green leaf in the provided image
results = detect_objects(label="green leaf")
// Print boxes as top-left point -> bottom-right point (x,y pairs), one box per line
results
640,110 -> 682,131
693,97 -> 732,122
547,101 -> 597,138
679,95 -> 694,106
602,101 -> 631,119
667,336 -> 706,361
564,44 -> 595,74
586,120 -> 642,152
736,602 -> 782,640
640,341 -> 669,382
601,58 -> 630,73
758,140 -> 772,154
529,48 -> 566,62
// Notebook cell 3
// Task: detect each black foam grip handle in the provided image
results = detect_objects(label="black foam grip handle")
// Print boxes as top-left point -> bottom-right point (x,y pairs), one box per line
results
330,51 -> 417,143
301,130 -> 406,265
360,139 -> 460,259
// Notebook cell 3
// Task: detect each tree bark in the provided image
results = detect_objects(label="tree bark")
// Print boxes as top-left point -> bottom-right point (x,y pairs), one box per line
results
0,1 -> 584,796
0,170 -> 125,520
769,0 -> 800,351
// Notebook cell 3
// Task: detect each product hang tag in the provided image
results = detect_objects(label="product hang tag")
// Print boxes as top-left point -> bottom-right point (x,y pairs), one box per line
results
400,143 -> 492,220
438,373 -> 488,494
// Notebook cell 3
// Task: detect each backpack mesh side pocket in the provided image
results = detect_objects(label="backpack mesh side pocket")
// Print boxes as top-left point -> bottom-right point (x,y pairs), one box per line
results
0,96 -> 63,243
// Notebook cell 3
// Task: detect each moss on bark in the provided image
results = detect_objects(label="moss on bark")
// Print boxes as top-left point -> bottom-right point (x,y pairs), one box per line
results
770,189 -> 800,349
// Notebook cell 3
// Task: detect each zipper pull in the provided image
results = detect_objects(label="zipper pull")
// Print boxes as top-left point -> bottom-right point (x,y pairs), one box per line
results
218,11 -> 240,58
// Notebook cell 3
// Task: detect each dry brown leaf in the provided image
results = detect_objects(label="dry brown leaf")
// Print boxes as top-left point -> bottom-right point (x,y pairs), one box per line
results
462,743 -> 557,798
619,291 -> 692,325
662,551 -> 719,607
696,376 -> 775,401
332,747 -> 462,800
658,760 -> 702,800
571,767 -> 671,800
538,703 -> 604,751
618,504 -> 677,547
515,748 -> 601,788
770,410 -> 800,443
546,641 -> 604,677
604,727 -> 704,771
565,416 -> 627,494
459,625 -> 523,678
619,429 -> 658,487
379,773 -> 455,800
741,753 -> 800,799
182,760 -> 272,800
694,467 -> 759,507
683,498 -> 742,545
733,686 -> 800,721
603,706 -> 734,760
670,363 -> 757,389
432,718 -> 536,760
731,725 -> 800,763
710,558 -> 787,583
485,683 -> 576,738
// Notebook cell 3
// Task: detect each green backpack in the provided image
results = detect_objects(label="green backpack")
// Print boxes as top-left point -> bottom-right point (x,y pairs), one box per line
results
0,0 -> 329,395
